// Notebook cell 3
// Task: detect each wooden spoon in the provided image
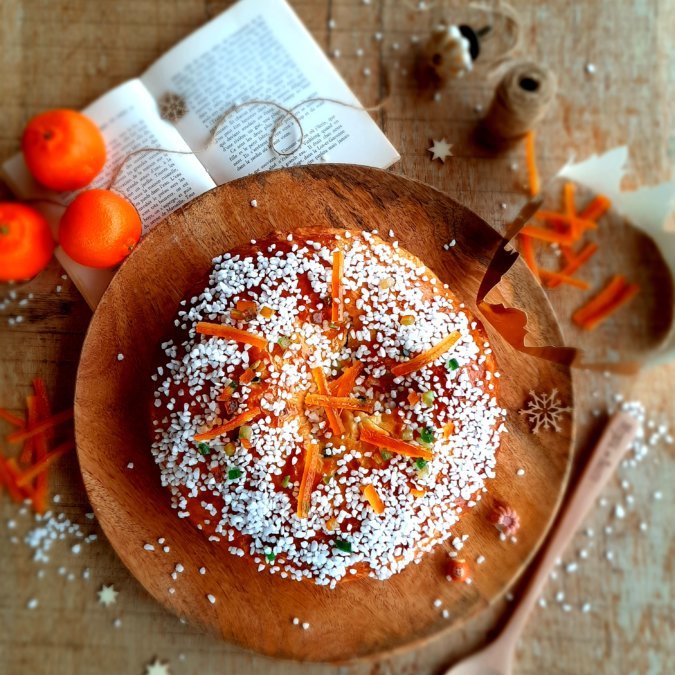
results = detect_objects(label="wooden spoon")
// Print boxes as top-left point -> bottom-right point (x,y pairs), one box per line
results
443,411 -> 639,675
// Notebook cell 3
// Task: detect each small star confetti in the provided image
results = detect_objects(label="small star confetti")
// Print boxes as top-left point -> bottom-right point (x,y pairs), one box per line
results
428,138 -> 453,163
145,659 -> 171,675
97,584 -> 119,607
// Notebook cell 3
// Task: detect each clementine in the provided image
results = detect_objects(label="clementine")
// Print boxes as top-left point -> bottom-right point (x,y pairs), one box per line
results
22,109 -> 106,192
59,189 -> 142,269
0,202 -> 55,281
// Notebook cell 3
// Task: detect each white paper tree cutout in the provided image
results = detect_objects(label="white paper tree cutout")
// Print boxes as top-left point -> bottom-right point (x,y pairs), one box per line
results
519,389 -> 572,433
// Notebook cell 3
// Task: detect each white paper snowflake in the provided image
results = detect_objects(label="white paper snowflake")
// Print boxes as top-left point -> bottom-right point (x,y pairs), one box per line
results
519,389 -> 572,433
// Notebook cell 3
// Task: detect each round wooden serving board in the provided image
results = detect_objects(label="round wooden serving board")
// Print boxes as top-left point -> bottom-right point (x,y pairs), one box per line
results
75,165 -> 574,662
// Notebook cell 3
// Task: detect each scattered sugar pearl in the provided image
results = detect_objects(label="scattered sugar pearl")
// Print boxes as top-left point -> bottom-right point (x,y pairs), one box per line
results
56,285 -> 63,293
332,48 -> 341,58
581,602 -> 592,613
113,618 -> 122,628
505,592 -> 514,602
27,598 -> 39,610
117,353 -> 124,361
516,468 -> 525,476
639,522 -> 648,532
328,18 -> 336,29
356,48 -> 364,57
207,594 -> 216,604
292,617 -> 299,625
614,505 -> 625,519
605,550 -> 614,561
169,587 -> 176,595
565,562 -> 578,574
433,598 -> 442,608
250,199 -> 258,208
302,622 -> 310,630
653,491 -> 662,500
476,555 -> 485,565
562,604 -> 572,612
538,598 -> 547,608
579,549 -> 588,559
143,544 -> 155,552
163,546 -> 170,553
363,67 -> 371,76
555,591 -> 565,603
175,563 -> 184,573
585,62 -> 596,74
127,462 -> 134,470
433,91 -> 442,103
199,567 -> 206,575
441,609 -> 450,619
53,495 -> 61,504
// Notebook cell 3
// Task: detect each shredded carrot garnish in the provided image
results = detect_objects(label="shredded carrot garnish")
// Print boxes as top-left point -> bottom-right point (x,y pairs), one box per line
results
310,367 -> 345,436
305,393 -> 374,414
7,409 -> 73,445
546,242 -> 598,288
331,249 -> 345,324
194,407 -> 261,442
578,282 -> 640,331
196,322 -> 268,351
329,361 -> 364,397
538,269 -> 590,290
362,484 -> 385,514
407,391 -> 421,406
579,194 -> 611,221
391,330 -> 461,377
524,130 -> 540,197
520,225 -> 575,246
360,425 -> 433,460
410,487 -> 427,499
19,396 -> 37,465
16,441 -> 75,487
572,275 -> 627,327
519,234 -> 539,279
239,369 -> 256,386
442,422 -> 455,440
259,306 -> 275,319
0,408 -> 24,428
297,442 -> 321,519
236,300 -> 257,312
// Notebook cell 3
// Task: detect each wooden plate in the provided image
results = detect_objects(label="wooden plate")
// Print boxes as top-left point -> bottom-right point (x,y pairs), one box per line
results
75,165 -> 574,662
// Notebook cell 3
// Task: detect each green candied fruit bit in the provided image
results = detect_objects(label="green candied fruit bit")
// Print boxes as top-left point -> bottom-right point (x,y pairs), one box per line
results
228,467 -> 242,480
238,425 -> 252,440
266,552 -> 276,562
447,357 -> 460,371
419,427 -> 435,444
380,449 -> 392,461
421,391 -> 435,407
281,475 -> 291,488
277,336 -> 291,349
415,458 -> 428,470
334,540 -> 352,553
197,442 -> 211,455
402,428 -> 414,441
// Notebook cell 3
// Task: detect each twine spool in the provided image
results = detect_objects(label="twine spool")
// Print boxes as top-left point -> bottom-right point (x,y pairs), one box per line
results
481,61 -> 557,145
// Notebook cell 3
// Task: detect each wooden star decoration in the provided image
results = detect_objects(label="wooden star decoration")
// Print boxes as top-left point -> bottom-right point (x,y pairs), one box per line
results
97,584 -> 119,607
145,659 -> 171,675
428,138 -> 453,163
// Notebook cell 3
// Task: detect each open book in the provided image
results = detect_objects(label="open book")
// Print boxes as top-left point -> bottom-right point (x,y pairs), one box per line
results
2,0 -> 399,308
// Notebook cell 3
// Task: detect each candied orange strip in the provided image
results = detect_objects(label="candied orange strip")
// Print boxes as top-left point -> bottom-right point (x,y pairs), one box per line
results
538,269 -> 590,290
362,484 -> 385,514
19,396 -> 37,465
7,409 -> 73,444
196,322 -> 268,351
535,211 -> 597,233
331,249 -> 345,324
239,369 -> 256,386
578,194 -> 611,221
410,487 -> 427,499
329,361 -> 363,397
360,425 -> 433,460
194,407 -> 261,442
407,391 -> 421,406
305,393 -> 374,414
236,300 -> 258,312
310,367 -> 345,436
563,181 -> 577,239
546,242 -> 598,289
579,283 -> 640,331
297,442 -> 321,519
519,234 -> 539,279
391,330 -> 461,377
520,225 -> 576,246
259,306 -> 275,319
16,441 -> 75,488
524,130 -> 540,196
31,377 -> 52,513
442,422 -> 455,440
0,408 -> 24,428
572,275 -> 627,327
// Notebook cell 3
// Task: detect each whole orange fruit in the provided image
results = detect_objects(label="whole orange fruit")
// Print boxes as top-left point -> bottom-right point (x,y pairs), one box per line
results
22,109 -> 106,192
0,202 -> 55,281
59,189 -> 142,268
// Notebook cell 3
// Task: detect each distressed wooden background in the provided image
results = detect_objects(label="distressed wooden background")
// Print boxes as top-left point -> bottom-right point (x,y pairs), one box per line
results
0,1 -> 673,674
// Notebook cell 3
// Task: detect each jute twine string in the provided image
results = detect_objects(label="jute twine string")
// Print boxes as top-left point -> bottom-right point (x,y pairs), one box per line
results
106,95 -> 388,191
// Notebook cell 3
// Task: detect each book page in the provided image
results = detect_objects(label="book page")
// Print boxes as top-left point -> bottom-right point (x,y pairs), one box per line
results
140,0 -> 399,185
2,79 -> 216,308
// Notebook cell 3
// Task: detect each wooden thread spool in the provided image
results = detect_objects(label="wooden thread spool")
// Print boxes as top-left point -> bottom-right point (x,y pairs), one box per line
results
481,61 -> 557,146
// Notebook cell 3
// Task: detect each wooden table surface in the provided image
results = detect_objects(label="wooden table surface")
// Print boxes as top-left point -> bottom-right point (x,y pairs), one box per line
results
1,1 -> 673,674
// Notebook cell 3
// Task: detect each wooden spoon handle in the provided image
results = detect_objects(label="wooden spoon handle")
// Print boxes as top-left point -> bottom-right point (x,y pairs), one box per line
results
499,411 -> 638,643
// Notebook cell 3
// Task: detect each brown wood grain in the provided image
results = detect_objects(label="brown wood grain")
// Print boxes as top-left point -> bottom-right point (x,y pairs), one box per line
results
1,1 -> 673,674
74,165 -> 573,661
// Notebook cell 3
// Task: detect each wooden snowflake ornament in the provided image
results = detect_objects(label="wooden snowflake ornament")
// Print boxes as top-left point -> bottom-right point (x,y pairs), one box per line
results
519,388 -> 572,433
